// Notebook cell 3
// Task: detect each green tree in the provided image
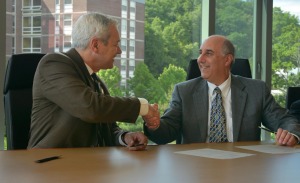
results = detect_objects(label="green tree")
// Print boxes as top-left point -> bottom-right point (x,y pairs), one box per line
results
128,63 -> 165,104
97,66 -> 123,97
272,8 -> 300,106
145,0 -> 201,77
216,0 -> 253,59
158,64 -> 187,106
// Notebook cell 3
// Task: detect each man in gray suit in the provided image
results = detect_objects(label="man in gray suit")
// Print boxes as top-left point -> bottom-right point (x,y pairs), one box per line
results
144,35 -> 300,146
27,13 -> 157,150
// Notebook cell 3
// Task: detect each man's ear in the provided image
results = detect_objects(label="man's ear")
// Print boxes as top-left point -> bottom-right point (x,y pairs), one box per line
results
90,38 -> 99,52
225,54 -> 234,67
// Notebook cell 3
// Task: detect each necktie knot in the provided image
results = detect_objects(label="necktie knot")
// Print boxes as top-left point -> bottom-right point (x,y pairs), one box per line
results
214,87 -> 221,95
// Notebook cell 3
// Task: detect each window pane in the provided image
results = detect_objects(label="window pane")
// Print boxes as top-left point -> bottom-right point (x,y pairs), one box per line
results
215,0 -> 254,61
33,0 -> 41,6
272,0 -> 300,106
32,37 -> 40,47
23,0 -> 30,7
23,17 -> 31,27
33,16 -> 41,27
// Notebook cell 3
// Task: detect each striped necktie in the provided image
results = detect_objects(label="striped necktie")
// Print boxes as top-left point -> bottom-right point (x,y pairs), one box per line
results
209,87 -> 228,142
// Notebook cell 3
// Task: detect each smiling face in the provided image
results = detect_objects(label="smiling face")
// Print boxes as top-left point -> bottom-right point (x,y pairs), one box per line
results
197,35 -> 233,85
89,24 -> 122,71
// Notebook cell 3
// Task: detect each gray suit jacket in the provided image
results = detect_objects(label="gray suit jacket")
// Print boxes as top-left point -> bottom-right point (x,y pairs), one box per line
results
145,75 -> 300,144
28,48 -> 140,148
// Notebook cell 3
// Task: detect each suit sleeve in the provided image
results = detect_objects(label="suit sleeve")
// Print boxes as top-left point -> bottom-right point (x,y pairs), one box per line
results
145,84 -> 182,144
261,82 -> 300,137
37,54 -> 140,123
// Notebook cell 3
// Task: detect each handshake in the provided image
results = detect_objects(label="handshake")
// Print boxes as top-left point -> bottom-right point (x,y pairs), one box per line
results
142,104 -> 160,130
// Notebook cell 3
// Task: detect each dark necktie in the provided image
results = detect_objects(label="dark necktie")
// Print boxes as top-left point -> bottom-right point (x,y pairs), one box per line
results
209,87 -> 228,142
91,73 -> 101,93
91,73 -> 106,146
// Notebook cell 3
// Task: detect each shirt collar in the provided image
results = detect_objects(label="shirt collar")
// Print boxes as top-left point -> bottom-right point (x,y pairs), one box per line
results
85,63 -> 94,75
207,75 -> 231,96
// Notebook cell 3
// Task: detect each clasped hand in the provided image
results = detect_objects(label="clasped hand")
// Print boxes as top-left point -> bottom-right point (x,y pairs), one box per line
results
142,103 -> 160,130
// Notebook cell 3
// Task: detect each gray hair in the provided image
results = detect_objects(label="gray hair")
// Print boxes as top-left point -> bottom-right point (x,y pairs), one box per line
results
222,38 -> 235,62
72,12 -> 118,49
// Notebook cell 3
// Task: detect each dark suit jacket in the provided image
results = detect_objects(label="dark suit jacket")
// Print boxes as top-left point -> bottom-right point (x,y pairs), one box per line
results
145,75 -> 300,144
28,48 -> 140,148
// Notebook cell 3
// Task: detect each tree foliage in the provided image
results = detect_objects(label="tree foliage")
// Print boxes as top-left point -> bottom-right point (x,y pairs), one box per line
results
158,64 -> 187,105
272,7 -> 300,106
128,63 -> 166,104
145,0 -> 201,77
97,66 -> 123,97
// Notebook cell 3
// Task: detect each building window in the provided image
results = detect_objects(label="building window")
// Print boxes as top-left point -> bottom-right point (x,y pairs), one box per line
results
22,37 -> 41,53
63,14 -> 72,35
122,0 -> 127,18
130,1 -> 136,19
23,16 -> 41,35
121,19 -> 127,38
63,35 -> 72,51
121,38 -> 127,58
64,0 -> 72,13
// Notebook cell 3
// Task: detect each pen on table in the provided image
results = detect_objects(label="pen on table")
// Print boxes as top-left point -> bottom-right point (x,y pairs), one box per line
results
35,155 -> 61,163
132,143 -> 145,147
258,126 -> 277,134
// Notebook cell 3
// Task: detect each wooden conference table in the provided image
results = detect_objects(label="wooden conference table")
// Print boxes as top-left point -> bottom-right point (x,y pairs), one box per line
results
0,142 -> 299,183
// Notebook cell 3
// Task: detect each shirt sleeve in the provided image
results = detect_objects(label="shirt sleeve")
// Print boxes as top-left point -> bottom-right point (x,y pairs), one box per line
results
138,98 -> 149,116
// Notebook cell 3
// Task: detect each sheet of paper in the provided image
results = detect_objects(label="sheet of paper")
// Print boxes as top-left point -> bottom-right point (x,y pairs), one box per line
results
174,148 -> 254,159
236,144 -> 300,154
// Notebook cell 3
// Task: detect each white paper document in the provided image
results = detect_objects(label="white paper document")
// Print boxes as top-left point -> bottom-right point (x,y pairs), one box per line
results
174,148 -> 254,159
236,144 -> 300,154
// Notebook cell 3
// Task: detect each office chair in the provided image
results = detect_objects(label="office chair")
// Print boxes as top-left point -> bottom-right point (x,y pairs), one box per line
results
286,86 -> 300,121
286,86 -> 300,110
3,53 -> 45,149
177,58 -> 252,144
186,58 -> 252,80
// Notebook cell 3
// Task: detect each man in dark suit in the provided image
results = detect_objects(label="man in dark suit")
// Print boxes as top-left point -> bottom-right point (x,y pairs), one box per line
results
27,13 -> 157,150
144,35 -> 300,146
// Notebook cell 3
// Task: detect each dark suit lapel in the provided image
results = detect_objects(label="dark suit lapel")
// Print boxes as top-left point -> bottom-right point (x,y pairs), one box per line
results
64,48 -> 92,87
231,75 -> 248,141
192,79 -> 209,141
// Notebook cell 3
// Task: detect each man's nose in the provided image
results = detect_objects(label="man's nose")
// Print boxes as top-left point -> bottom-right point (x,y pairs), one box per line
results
197,55 -> 204,64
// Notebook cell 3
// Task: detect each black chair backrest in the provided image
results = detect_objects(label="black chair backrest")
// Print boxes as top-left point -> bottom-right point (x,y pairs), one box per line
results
286,86 -> 300,110
3,53 -> 45,149
186,58 -> 252,80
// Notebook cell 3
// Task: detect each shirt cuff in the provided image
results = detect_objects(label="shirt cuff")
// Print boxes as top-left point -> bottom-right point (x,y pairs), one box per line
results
138,98 -> 149,116
119,132 -> 128,146
291,133 -> 300,144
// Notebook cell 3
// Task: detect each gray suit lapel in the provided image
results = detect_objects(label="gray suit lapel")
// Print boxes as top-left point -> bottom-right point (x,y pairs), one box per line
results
231,75 -> 248,141
192,79 -> 209,141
